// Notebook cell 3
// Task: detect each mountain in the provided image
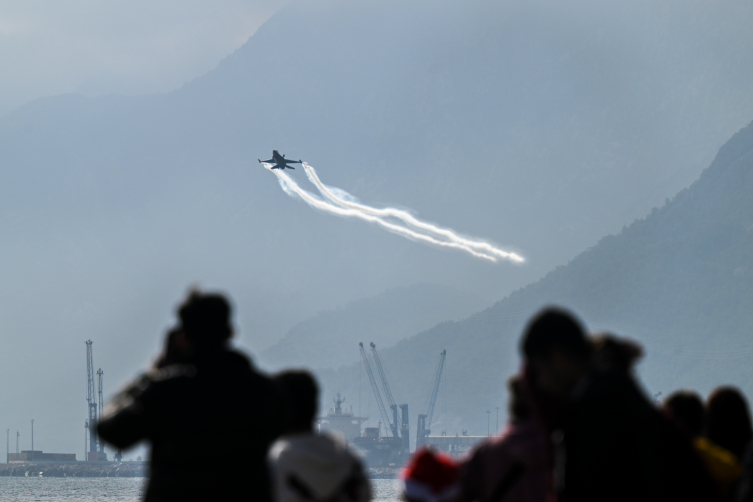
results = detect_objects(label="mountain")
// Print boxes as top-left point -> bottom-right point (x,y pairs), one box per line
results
3,1 -> 753,347
317,120 -> 753,437
2,0 -> 753,456
259,283 -> 485,371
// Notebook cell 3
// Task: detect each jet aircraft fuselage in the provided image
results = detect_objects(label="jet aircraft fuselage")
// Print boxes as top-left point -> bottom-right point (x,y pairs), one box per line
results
259,150 -> 302,170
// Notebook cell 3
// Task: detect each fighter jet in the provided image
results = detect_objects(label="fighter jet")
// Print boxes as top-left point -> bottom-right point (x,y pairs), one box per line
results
258,150 -> 302,170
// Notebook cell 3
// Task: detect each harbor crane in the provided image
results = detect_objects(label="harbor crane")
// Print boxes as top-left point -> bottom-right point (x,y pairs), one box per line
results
416,350 -> 446,448
85,340 -> 98,458
358,343 -> 397,438
97,368 -> 104,454
369,342 -> 410,453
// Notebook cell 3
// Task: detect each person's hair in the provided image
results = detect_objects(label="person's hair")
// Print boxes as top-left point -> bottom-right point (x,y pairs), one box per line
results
591,334 -> 643,373
663,390 -> 705,438
706,386 -> 753,459
177,289 -> 233,349
275,370 -> 319,432
521,307 -> 591,362
508,376 -> 531,421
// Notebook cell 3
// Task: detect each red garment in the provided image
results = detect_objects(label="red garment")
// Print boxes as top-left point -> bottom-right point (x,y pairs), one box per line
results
402,448 -> 460,502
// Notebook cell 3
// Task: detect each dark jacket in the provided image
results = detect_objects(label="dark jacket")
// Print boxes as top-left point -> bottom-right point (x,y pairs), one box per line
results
97,349 -> 284,502
556,347 -> 716,502
735,442 -> 753,502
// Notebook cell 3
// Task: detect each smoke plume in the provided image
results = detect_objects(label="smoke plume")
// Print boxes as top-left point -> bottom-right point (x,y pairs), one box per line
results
264,163 -> 524,264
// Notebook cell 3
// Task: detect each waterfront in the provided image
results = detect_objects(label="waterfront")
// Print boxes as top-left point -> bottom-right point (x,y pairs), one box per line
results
0,477 -> 401,501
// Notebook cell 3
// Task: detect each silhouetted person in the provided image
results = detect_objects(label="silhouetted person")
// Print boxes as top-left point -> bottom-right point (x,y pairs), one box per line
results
707,387 -> 753,462
457,376 -> 547,502
664,390 -> 742,500
97,290 -> 285,502
521,307 -> 716,502
705,387 -> 753,502
269,370 -> 371,502
664,391 -> 705,439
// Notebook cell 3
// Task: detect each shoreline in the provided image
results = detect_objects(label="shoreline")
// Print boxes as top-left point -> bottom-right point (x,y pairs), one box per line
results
1,463 -> 398,480
0,462 -> 147,478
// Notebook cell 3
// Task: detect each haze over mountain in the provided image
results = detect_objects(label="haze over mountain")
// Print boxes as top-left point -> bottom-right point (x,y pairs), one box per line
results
0,0 -> 285,116
260,283 -> 485,372
318,120 -> 753,438
1,0 -> 753,456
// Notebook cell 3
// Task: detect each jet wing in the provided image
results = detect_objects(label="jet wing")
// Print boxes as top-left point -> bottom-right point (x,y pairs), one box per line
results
260,158 -> 275,164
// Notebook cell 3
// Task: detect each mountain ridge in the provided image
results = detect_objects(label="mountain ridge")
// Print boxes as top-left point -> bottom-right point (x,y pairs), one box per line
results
316,120 -> 753,436
259,283 -> 486,371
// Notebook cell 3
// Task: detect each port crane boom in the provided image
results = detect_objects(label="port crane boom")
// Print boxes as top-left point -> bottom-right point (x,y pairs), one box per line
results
97,368 -> 104,453
369,343 -> 400,439
416,350 -> 446,447
359,343 -> 396,437
370,343 -> 410,453
85,340 -> 98,457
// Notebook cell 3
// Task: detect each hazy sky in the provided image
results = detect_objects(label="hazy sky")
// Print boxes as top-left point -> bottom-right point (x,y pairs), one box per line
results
0,0 -> 286,116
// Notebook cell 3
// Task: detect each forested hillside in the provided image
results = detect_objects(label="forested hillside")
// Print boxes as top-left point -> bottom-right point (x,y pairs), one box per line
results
318,121 -> 753,437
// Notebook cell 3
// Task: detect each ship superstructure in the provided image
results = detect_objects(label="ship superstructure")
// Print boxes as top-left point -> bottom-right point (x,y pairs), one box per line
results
316,393 -> 367,442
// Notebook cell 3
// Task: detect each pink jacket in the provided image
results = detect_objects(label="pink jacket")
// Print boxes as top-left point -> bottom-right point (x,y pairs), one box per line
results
458,419 -> 548,502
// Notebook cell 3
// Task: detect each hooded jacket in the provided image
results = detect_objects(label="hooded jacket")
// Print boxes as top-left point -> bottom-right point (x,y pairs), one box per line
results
270,432 -> 371,502
98,349 -> 284,502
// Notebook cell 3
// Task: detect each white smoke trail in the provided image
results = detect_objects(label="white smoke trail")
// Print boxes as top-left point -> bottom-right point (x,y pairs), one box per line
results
301,162 -> 525,263
264,164 -> 499,261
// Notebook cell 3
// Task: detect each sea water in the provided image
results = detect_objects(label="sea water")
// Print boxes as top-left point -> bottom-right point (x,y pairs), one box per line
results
0,477 -> 401,501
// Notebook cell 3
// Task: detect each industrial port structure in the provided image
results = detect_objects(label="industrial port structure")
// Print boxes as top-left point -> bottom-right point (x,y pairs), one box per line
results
2,340 -> 108,464
317,394 -> 367,441
340,343 -> 451,466
416,350 -> 446,448
321,344 -> 487,465
85,340 -> 107,461
3,337 -> 484,470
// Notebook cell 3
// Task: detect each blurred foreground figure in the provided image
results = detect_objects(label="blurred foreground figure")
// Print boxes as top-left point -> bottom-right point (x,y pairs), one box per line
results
401,448 -> 460,502
457,376 -> 547,502
399,377 -> 547,502
270,370 -> 371,502
98,290 -> 285,502
705,387 -> 753,502
663,390 -> 742,499
521,307 -> 716,502
707,387 -> 753,462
